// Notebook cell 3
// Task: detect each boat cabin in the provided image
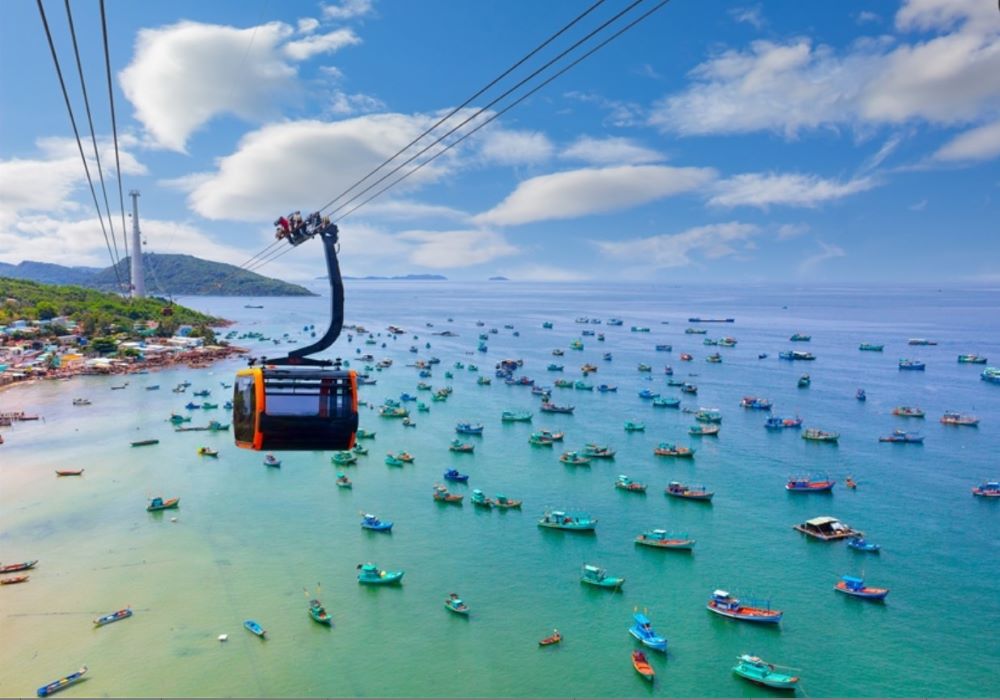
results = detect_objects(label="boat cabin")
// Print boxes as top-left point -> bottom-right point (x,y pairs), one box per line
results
794,515 -> 860,540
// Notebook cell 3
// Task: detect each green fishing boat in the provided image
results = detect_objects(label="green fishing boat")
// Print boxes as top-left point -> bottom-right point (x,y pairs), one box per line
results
732,654 -> 799,690
356,429 -> 376,439
385,454 -> 405,467
352,444 -> 368,455
331,451 -> 358,466
529,432 -> 555,446
580,564 -> 624,590
624,421 -> 645,432
477,376 -> 491,385
582,443 -> 616,459
357,563 -> 404,585
307,598 -> 332,625
146,496 -> 179,511
501,410 -> 533,422
859,343 -> 884,352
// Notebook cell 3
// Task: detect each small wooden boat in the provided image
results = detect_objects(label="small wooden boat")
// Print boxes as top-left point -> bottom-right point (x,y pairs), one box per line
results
443,468 -> 469,483
666,482 -> 713,501
972,481 -> 1000,497
785,475 -> 835,492
36,666 -> 88,697
835,575 -> 889,600
130,439 -> 159,447
335,473 -> 352,488
707,590 -> 782,623
308,598 -> 332,625
353,444 -> 368,455
455,422 -> 484,435
635,529 -> 695,550
652,396 -> 680,409
94,607 -> 132,626
582,443 -> 616,459
793,516 -> 861,540
615,475 -> 647,493
856,388 -> 866,401
797,373 -> 811,388
470,489 -> 493,508
859,343 -> 883,351
632,650 -> 655,681
331,451 -> 358,465
197,447 -> 218,457
244,619 -> 266,638
445,593 -> 470,615
892,406 -> 925,418
559,451 -> 591,466
732,654 -> 799,690
449,439 -> 475,453
72,398 -> 91,406
493,494 -> 522,509
356,429 -> 376,439
846,537 -> 881,552
689,424 -> 719,436
628,612 -> 667,652
55,469 -> 84,477
802,428 -> 839,442
538,509 -> 596,531
357,563 -> 404,585
654,442 -> 695,458
360,513 -> 392,531
580,564 -> 624,590
0,560 -> 37,574
433,485 -> 463,504
147,497 -> 179,511
940,411 -> 979,426
263,454 -> 281,467
623,421 -> 645,432
879,429 -> 924,443
538,630 -> 562,646
1,574 -> 29,585
845,476 -> 858,489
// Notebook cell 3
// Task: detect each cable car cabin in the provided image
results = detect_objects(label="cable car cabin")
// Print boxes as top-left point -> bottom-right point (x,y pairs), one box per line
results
234,367 -> 358,451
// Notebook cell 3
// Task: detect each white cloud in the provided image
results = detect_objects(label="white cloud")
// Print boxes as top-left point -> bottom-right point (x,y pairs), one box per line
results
563,91 -> 644,127
397,229 -> 518,269
283,28 -> 361,60
474,165 -> 716,226
729,5 -> 765,29
909,199 -> 927,211
776,223 -> 809,239
560,136 -> 663,165
182,115 -> 465,222
709,173 -> 877,209
328,90 -> 386,115
650,1 -> 1000,138
297,18 -> 320,34
478,129 -> 554,166
856,11 -> 881,25
322,0 -> 374,20
357,199 -> 467,222
595,222 -> 760,269
498,264 -> 590,282
933,120 -> 1000,161
798,241 -> 846,274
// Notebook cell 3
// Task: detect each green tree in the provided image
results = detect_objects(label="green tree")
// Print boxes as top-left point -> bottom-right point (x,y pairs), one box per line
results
91,337 -> 117,354
35,300 -> 58,320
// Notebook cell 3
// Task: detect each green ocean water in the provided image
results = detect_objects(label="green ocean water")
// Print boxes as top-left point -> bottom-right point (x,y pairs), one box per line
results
1,282 -> 998,697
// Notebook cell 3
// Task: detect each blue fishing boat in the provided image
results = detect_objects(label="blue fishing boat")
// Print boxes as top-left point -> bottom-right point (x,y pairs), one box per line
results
898,359 -> 925,370
655,344 -> 672,352
652,397 -> 680,408
443,468 -> 469,483
628,613 -> 667,652
360,513 -> 393,532
879,429 -> 924,444
357,563 -> 404,585
835,575 -> 889,600
846,537 -> 881,552
597,384 -> 617,392
638,389 -> 659,400
547,363 -> 564,371
455,422 -> 484,435
981,367 -> 1000,384
93,607 -> 132,627
36,666 -> 88,697
244,620 -> 266,638
740,396 -> 772,410
765,416 -> 802,430
580,564 -> 625,590
707,590 -> 782,623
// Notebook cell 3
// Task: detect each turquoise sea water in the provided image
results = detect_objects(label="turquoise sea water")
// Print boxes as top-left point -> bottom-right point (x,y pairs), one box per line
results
1,282 -> 998,697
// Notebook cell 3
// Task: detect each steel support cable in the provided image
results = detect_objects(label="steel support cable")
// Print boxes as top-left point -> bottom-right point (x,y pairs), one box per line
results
99,0 -> 130,269
319,0 -> 645,222
238,0 -> 608,273
249,0 -> 672,275
64,0 -> 123,278
36,0 -> 125,292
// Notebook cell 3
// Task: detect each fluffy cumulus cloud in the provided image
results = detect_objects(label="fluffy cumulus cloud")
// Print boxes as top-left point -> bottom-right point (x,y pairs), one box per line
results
595,222 -> 760,269
709,173 -> 877,209
474,165 -> 716,226
560,136 -> 663,165
934,120 -> 1000,162
179,114 -> 467,222
477,129 -> 554,166
650,0 -> 1000,138
397,229 -> 518,268
120,20 -> 364,151
328,90 -> 386,116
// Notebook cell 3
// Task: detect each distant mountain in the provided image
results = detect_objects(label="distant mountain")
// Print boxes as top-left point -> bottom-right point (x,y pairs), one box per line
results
0,254 -> 314,296
337,274 -> 448,281
488,276 -> 509,281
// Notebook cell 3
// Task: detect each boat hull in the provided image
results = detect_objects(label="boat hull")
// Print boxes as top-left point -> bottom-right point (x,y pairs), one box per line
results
707,603 -> 782,623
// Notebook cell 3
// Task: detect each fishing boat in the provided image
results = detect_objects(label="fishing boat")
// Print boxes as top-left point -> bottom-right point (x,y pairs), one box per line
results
655,344 -> 672,352
847,537 -> 881,552
689,424 -> 720,436
573,380 -> 593,391
1,575 -> 29,585
455,422 -> 484,435
470,489 -> 493,508
898,358 -> 925,370
793,516 -> 861,540
681,383 -> 698,394
146,497 -> 179,512
93,607 -> 132,627
72,398 -> 91,406
494,494 -> 522,509
169,413 -> 190,424
581,564 -> 625,590
55,469 -> 84,477
835,575 -> 889,600
583,444 -> 616,459
379,405 -> 409,418
36,666 -> 88,697
356,429 -> 376,439
445,593 -> 470,615
908,338 -> 937,346
331,451 -> 358,465
689,317 -> 734,323
433,485 -> 463,503
785,475 -> 835,492
707,590 -> 782,623
879,429 -> 924,443
357,563 -> 404,585
982,367 -> 1000,384
706,352 -> 722,363
596,384 -> 617,392
859,343 -> 884,351
624,421 -> 645,432
570,339 -> 584,350
477,376 -> 491,385
666,482 -> 714,501
130,439 -> 159,447
193,390 -> 210,397
797,374 -> 811,388
539,429 -> 564,441
0,560 -> 37,574
856,388 -> 866,401
553,378 -> 573,388
740,396 -> 772,410
972,481 -> 1000,497
845,476 -> 858,489
654,443 -> 695,458
695,408 -> 722,423
201,402 -> 219,409
703,338 -> 719,346
790,333 -> 811,342
732,654 -> 799,690
244,620 -> 266,638
529,432 -> 554,446
940,411 -> 979,426
635,529 -> 695,550
652,397 -> 680,408
542,321 -> 554,329
501,410 -> 533,422
552,349 -> 565,357
684,328 -> 707,335
353,444 -> 368,455
546,363 -> 564,371
443,468 -> 469,483
559,451 -> 591,466
628,613 -> 667,652
197,447 -> 218,457
632,650 -> 655,681
680,353 -> 693,362
779,350 -> 815,361
361,513 -> 392,531
335,473 -> 352,488
802,428 -> 839,442
538,509 -> 597,531
638,389 -> 659,400
892,406 -> 925,418
308,598 -> 332,625
538,630 -> 562,646
958,354 -> 988,364
719,336 -> 737,347
582,363 -> 599,374
615,475 -> 647,493
630,326 -> 650,333
394,451 -> 415,463
449,439 -> 475,453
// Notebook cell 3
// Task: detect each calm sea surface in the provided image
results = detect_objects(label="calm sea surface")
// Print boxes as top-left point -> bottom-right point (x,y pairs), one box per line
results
1,282 -> 998,697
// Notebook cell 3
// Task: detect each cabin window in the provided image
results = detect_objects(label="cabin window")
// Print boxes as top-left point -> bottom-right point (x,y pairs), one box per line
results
233,375 -> 255,441
262,372 -> 353,418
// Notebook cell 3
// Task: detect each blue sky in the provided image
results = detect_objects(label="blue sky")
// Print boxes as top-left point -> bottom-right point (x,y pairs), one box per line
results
1,0 -> 998,283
